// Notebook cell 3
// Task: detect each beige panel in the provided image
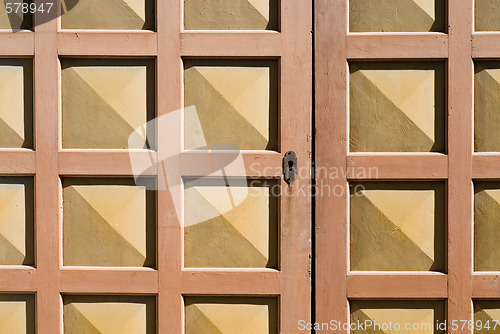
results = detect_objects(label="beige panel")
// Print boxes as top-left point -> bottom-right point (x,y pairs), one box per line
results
64,295 -> 155,334
474,182 -> 500,271
61,0 -> 154,30
184,60 -> 278,151
184,0 -> 278,30
350,182 -> 445,271
350,62 -> 445,152
185,297 -> 278,334
349,0 -> 445,32
0,295 -> 35,334
62,59 -> 155,149
0,177 -> 34,265
184,179 -> 278,268
0,59 -> 32,148
475,0 -> 500,31
63,178 -> 155,267
475,301 -> 500,334
474,62 -> 500,152
351,300 -> 445,334
0,1 -> 31,30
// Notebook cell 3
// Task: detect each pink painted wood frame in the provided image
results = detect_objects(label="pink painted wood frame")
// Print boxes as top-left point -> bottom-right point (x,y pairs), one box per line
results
315,1 -> 481,333
0,0 -> 313,332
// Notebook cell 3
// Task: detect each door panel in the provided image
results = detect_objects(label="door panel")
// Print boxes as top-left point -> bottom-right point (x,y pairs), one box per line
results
0,0 -> 311,332
315,1 -> 498,333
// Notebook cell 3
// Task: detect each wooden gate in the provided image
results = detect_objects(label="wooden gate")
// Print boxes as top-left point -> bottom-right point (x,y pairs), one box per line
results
0,0 -> 311,332
316,0 -> 500,333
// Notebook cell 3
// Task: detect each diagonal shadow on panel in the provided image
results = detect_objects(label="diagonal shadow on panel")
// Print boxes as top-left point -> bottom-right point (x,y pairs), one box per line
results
184,66 -> 272,150
350,0 -> 445,32
64,304 -> 101,334
184,0 -> 277,30
350,71 -> 437,152
63,187 -> 148,267
62,0 -> 150,29
350,194 -> 439,271
62,68 -> 141,149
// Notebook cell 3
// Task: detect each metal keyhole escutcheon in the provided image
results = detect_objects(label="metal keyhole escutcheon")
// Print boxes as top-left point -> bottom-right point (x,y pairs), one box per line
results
283,151 -> 297,185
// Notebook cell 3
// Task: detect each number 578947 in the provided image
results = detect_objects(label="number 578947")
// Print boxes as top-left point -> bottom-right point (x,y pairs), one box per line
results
5,2 -> 53,14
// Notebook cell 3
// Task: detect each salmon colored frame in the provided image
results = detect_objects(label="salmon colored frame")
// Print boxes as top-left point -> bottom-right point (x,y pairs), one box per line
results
314,1 -> 497,333
0,0 -> 312,332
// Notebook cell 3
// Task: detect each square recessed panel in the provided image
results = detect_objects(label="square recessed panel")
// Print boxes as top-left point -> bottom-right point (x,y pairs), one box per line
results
350,182 -> 445,271
0,177 -> 34,266
0,1 -> 32,30
0,295 -> 35,334
61,0 -> 154,30
351,300 -> 445,334
185,297 -> 278,334
64,295 -> 156,334
475,62 -> 500,152
62,59 -> 155,149
0,59 -> 32,148
476,0 -> 500,31
350,62 -> 445,152
475,301 -> 500,334
474,182 -> 500,271
184,60 -> 278,151
349,0 -> 445,32
184,0 -> 278,30
184,179 -> 278,268
63,178 -> 155,267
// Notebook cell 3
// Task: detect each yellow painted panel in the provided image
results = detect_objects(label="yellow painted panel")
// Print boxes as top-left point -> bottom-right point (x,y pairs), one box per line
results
475,62 -> 500,151
0,295 -> 35,334
0,177 -> 34,266
62,59 -> 155,149
64,295 -> 155,334
185,297 -> 278,334
0,59 -> 32,148
184,179 -> 278,268
351,300 -> 445,334
61,0 -> 154,30
476,0 -> 500,31
63,178 -> 155,267
474,182 -> 500,271
350,62 -> 445,152
475,301 -> 500,334
184,60 -> 278,151
0,1 -> 31,30
350,0 -> 445,32
350,182 -> 445,271
184,0 -> 278,30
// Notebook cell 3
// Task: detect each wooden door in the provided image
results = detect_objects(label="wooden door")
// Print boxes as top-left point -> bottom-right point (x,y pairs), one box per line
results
315,1 -> 500,333
0,0 -> 312,332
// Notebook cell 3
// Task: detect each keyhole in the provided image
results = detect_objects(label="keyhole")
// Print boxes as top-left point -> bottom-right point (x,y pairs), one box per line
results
283,150 -> 297,185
